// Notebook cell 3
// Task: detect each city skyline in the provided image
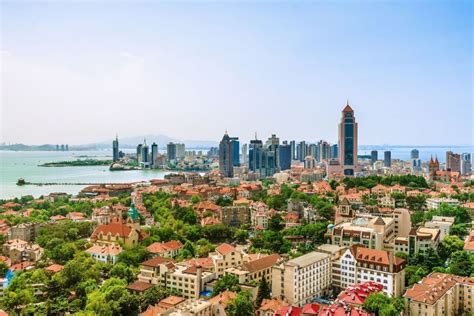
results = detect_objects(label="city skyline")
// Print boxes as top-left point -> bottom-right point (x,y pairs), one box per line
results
1,1 -> 472,146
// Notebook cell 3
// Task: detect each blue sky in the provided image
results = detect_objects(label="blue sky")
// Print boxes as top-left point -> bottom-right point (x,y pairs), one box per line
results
1,1 -> 472,145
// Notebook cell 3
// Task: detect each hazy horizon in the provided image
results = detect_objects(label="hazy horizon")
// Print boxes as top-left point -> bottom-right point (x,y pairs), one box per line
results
1,1 -> 472,146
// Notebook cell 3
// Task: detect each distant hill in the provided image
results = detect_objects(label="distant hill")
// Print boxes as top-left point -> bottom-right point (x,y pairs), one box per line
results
0,135 -> 218,151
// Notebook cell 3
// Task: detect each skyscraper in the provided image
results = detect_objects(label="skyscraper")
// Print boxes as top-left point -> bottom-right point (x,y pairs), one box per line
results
278,141 -> 292,171
297,141 -> 307,162
136,144 -> 143,163
219,132 -> 234,177
249,138 -> 264,175
370,150 -> 378,164
410,149 -> 419,160
446,151 -> 461,172
318,140 -> 331,162
241,143 -> 248,164
384,151 -> 391,167
461,153 -> 472,175
141,140 -> 150,167
151,142 -> 158,168
331,144 -> 338,159
290,140 -> 296,160
112,135 -> 119,162
266,134 -> 280,169
338,103 -> 358,176
230,137 -> 240,167
308,144 -> 318,161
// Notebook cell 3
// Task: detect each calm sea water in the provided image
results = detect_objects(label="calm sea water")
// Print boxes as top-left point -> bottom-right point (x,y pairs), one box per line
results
0,146 -> 472,199
0,150 -> 172,199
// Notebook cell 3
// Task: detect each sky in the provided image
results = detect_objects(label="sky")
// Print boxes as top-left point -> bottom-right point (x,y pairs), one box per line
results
1,1 -> 472,146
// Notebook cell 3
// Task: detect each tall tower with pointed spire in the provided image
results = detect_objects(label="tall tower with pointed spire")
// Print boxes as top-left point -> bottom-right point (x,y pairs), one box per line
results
338,102 -> 358,176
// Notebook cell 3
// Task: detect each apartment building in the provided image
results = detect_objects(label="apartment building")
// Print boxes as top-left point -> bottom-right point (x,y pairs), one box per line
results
8,223 -> 42,242
250,202 -> 270,229
85,244 -> 123,264
426,198 -> 460,210
329,216 -> 395,250
147,240 -> 183,258
219,205 -> 250,227
138,257 -> 215,299
226,254 -> 280,285
404,273 -> 474,316
2,239 -> 43,264
335,245 -> 406,297
394,227 -> 440,256
210,243 -> 243,277
272,251 -> 331,306
424,216 -> 455,240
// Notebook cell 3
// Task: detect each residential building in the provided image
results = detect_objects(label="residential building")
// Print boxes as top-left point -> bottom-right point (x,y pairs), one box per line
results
424,216 -> 455,240
463,226 -> 474,253
3,239 -> 43,264
461,153 -> 472,175
329,216 -> 395,250
278,142 -> 292,171
86,244 -> 123,264
241,143 -> 248,164
336,245 -> 406,296
446,151 -> 461,172
426,198 -> 460,210
404,273 -> 474,316
219,205 -> 250,227
167,299 -> 212,316
138,257 -> 215,299
8,223 -> 42,242
168,143 -> 186,160
272,252 -> 331,306
250,202 -> 271,230
394,227 -> 440,256
226,254 -> 280,285
147,240 -> 184,258
230,137 -> 240,167
209,243 -> 244,277
257,298 -> 288,316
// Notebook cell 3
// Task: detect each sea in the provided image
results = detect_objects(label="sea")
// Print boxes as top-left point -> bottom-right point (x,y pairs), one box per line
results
0,145 -> 472,199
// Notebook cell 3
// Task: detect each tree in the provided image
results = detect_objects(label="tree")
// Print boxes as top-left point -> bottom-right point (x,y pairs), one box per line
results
117,246 -> 150,267
109,262 -> 136,283
255,278 -> 271,307
268,214 -> 284,232
0,262 -> 8,278
363,292 -> 404,315
85,278 -> 139,316
212,274 -> 240,296
227,291 -> 254,316
448,251 -> 474,277
234,229 -> 249,244
439,235 -> 464,260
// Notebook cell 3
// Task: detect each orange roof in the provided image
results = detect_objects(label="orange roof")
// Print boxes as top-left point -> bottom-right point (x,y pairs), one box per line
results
86,244 -> 123,256
141,256 -> 173,267
91,220 -> 133,238
208,290 -> 237,307
240,254 -> 280,273
343,104 -> 353,112
215,243 -> 236,256
159,295 -> 186,307
147,240 -> 183,254
259,299 -> 288,313
404,273 -> 474,305
45,264 -> 64,273
126,281 -> 154,292
201,217 -> 221,226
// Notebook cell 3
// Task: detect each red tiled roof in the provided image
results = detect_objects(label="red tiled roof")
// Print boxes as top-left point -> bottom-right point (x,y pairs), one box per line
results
147,240 -> 183,254
126,281 -> 154,292
45,264 -> 64,273
141,256 -> 173,267
215,243 -> 236,256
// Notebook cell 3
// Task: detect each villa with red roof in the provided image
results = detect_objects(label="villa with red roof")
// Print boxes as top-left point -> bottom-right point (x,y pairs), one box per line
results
147,240 -> 183,258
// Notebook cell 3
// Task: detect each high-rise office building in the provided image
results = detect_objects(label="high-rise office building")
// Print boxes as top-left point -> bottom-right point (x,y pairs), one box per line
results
446,151 -> 461,172
151,142 -> 158,168
241,143 -> 248,164
167,143 -> 185,161
207,147 -> 218,157
141,140 -> 150,167
219,132 -> 234,178
370,150 -> 378,164
112,135 -> 119,162
266,134 -> 280,169
249,138 -> 264,175
230,137 -> 240,167
411,149 -> 419,160
339,103 -> 358,175
461,153 -> 472,175
136,144 -> 143,163
331,144 -> 338,159
290,140 -> 296,160
278,142 -> 292,171
384,151 -> 391,167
